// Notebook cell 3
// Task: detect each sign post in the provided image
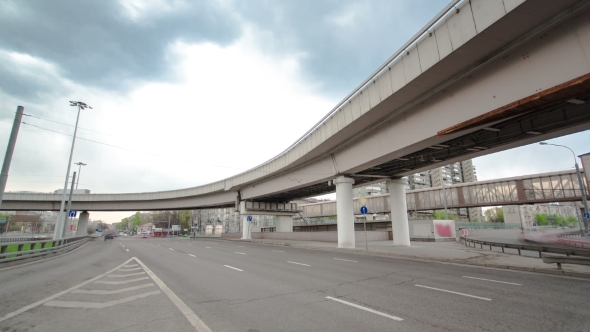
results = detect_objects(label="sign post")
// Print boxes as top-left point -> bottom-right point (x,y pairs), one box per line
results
360,205 -> 368,251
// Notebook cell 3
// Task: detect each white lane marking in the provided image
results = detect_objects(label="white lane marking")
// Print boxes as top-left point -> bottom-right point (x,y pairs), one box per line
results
72,283 -> 154,295
45,290 -> 161,308
414,285 -> 491,301
205,247 -> 211,249
123,264 -> 138,267
134,257 -> 212,332
271,250 -> 284,253
235,252 -> 246,255
126,249 -> 129,252
237,246 -> 245,247
462,276 -> 522,285
224,265 -> 243,272
0,257 -> 136,324
176,242 -> 179,243
158,244 -> 161,246
118,267 -> 142,272
287,261 -> 311,267
326,296 -> 403,321
188,254 -> 196,257
122,245 -> 125,247
187,244 -> 192,245
334,258 -> 358,262
169,248 -> 174,250
108,272 -> 146,278
95,277 -> 150,285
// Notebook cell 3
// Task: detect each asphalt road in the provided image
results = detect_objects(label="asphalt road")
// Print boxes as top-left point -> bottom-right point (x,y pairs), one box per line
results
1,237 -> 589,332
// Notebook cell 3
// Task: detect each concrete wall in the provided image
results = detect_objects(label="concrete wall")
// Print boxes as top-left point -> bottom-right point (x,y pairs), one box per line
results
221,231 -> 390,243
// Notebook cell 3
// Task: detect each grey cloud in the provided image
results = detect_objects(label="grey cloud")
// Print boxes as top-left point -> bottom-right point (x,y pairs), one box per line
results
0,0 -> 240,97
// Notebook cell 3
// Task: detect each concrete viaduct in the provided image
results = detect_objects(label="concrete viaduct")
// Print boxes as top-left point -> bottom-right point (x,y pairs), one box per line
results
2,0 -> 590,248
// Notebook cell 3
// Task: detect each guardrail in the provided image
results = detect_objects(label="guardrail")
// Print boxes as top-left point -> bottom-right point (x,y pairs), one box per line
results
0,236 -> 51,243
459,236 -> 590,258
0,236 -> 91,263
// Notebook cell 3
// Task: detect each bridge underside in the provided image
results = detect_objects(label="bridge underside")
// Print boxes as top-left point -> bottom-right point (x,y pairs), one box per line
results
258,75 -> 590,202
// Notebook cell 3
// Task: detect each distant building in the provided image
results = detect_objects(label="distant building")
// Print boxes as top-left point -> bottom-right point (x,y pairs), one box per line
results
354,159 -> 484,221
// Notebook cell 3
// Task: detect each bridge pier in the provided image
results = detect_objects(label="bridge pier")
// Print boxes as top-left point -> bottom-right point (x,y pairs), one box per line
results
276,215 -> 293,232
387,179 -> 410,247
241,214 -> 251,240
334,176 -> 355,248
76,211 -> 89,236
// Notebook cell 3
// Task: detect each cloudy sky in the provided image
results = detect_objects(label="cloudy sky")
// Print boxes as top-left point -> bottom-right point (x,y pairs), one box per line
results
0,0 -> 588,223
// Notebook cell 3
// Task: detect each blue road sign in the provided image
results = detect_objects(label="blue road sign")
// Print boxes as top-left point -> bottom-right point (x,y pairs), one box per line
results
69,210 -> 77,217
584,212 -> 590,221
247,216 -> 253,222
360,206 -> 368,215
193,223 -> 198,227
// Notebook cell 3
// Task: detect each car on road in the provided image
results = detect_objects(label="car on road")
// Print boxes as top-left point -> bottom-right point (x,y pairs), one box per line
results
104,233 -> 114,240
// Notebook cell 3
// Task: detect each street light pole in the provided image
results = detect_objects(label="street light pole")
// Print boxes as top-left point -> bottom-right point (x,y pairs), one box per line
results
54,101 -> 92,240
539,142 -> 589,236
74,162 -> 86,189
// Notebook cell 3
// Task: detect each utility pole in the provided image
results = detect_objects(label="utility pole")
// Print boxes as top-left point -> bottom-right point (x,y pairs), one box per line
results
0,106 -> 24,207
63,172 -> 76,238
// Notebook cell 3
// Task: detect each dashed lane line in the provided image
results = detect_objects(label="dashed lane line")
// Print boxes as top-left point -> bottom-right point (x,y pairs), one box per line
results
72,283 -> 154,295
95,277 -> 150,285
205,247 -> 211,249
188,254 -> 196,257
107,272 -> 146,278
0,257 -> 136,324
235,252 -> 246,255
126,249 -> 129,252
287,261 -> 311,267
334,258 -> 358,263
462,276 -> 522,285
271,250 -> 284,253
326,297 -> 403,321
169,248 -> 175,251
414,285 -> 492,301
224,265 -> 244,272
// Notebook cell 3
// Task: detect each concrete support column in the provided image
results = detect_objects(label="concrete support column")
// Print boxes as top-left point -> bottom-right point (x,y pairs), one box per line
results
76,211 -> 89,236
241,214 -> 251,240
387,178 -> 410,247
276,215 -> 293,232
334,176 -> 355,248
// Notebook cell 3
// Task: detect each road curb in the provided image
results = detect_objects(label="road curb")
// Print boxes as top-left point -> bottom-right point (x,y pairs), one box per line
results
215,238 -> 590,279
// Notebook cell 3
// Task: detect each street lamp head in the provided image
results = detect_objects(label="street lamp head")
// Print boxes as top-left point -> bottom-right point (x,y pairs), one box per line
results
69,101 -> 93,109
539,142 -> 548,145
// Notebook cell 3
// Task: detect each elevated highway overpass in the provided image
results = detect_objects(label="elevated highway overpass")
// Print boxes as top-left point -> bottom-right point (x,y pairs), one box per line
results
3,0 -> 590,246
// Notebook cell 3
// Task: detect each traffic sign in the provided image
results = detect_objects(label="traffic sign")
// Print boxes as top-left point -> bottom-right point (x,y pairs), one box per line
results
584,212 -> 590,221
0,217 -> 6,224
359,196 -> 367,206
360,206 -> 368,215
69,210 -> 77,217
247,216 -> 253,222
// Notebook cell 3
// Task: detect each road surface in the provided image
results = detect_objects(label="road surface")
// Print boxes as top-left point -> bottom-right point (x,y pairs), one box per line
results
1,237 -> 589,331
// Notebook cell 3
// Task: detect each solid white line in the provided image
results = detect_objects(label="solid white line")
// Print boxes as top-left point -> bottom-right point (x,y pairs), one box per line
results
72,283 -> 154,294
326,297 -> 403,321
118,267 -> 142,272
123,264 -> 138,267
95,277 -> 150,285
334,258 -> 358,262
0,257 -> 136,324
462,276 -> 522,285
169,248 -> 174,250
287,261 -> 310,267
45,290 -> 161,308
108,272 -> 146,278
134,257 -> 212,332
235,252 -> 246,255
414,285 -> 491,301
271,250 -> 284,253
188,254 -> 196,257
224,265 -> 243,272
